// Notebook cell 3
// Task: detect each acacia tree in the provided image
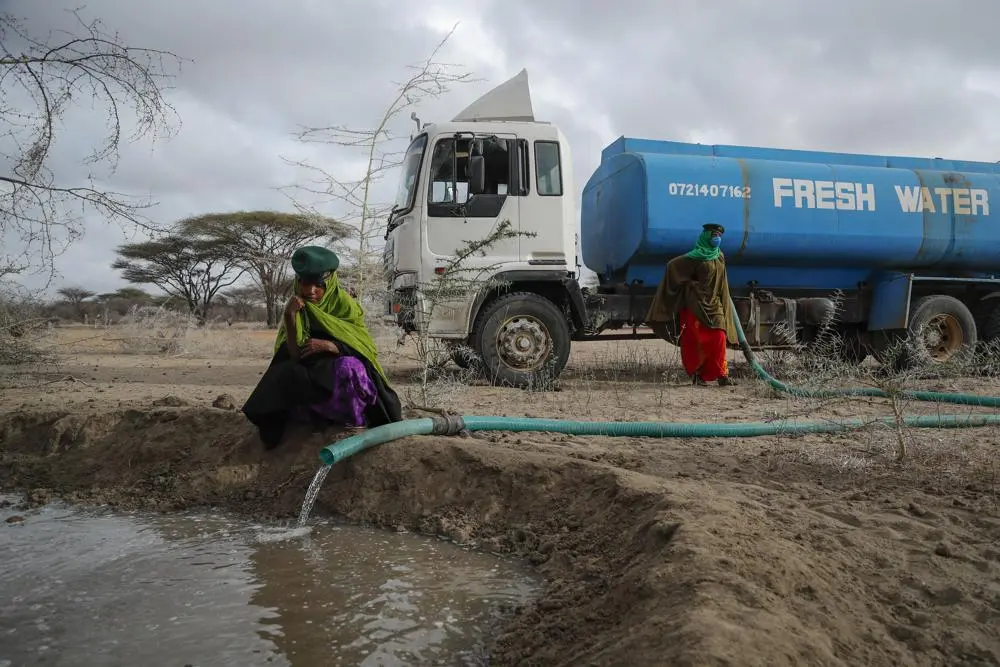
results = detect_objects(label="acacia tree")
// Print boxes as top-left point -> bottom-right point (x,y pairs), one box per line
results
106,286 -> 154,302
94,287 -> 155,317
0,9 -> 184,281
112,235 -> 245,324
281,25 -> 474,302
224,285 -> 265,321
56,286 -> 95,320
176,210 -> 347,327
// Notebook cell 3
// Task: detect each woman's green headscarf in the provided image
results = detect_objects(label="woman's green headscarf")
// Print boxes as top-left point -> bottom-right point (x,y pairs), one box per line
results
685,229 -> 722,262
273,272 -> 388,382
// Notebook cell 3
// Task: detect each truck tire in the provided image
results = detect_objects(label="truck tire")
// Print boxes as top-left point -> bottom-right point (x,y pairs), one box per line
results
446,341 -> 481,371
901,295 -> 977,367
982,302 -> 1000,344
473,292 -> 571,388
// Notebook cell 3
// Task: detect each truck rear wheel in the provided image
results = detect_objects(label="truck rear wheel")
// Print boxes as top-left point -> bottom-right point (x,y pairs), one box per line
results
473,292 -> 571,388
901,295 -> 977,367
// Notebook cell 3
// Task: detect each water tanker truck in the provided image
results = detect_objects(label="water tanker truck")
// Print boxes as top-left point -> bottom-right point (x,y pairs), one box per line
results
383,70 -> 1000,387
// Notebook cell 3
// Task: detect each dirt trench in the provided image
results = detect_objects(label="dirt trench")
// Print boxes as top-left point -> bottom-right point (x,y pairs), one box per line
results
1,406 -> 999,667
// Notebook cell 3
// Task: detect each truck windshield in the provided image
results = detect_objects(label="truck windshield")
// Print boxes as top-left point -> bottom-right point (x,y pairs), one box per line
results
393,134 -> 427,211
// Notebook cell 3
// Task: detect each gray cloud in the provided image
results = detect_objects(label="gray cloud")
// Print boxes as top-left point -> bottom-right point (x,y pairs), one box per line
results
4,0 -> 999,296
485,0 -> 1000,156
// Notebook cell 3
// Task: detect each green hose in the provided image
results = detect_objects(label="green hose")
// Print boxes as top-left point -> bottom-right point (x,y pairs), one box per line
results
319,419 -> 439,466
319,412 -> 1000,466
317,296 -> 1000,467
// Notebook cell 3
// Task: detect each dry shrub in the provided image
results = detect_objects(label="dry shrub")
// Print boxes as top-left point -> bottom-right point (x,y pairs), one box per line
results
113,305 -> 265,358
0,287 -> 55,367
390,337 -> 483,410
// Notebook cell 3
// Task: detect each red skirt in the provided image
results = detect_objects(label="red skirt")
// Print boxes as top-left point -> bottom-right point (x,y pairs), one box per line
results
678,308 -> 728,382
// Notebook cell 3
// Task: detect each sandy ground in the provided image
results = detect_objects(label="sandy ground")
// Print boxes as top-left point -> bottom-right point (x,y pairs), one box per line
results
2,324 -> 999,666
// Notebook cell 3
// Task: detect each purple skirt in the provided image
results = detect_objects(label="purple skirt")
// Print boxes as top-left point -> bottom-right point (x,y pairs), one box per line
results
307,355 -> 378,427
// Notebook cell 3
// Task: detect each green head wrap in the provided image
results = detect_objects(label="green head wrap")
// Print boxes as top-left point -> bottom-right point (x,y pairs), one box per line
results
684,223 -> 724,261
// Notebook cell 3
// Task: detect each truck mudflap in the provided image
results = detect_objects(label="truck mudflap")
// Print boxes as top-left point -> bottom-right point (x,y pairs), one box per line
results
867,271 -> 913,331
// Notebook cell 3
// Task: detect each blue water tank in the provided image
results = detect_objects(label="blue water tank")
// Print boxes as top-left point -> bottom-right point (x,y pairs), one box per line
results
580,137 -> 1000,290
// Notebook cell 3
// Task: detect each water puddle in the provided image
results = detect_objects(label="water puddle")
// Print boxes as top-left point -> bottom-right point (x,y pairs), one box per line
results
0,494 -> 539,666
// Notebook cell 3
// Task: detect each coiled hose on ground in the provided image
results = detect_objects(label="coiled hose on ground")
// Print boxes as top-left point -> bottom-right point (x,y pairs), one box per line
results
319,297 -> 1000,466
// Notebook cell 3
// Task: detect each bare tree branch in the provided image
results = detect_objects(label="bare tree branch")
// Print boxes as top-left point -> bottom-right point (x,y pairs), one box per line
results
0,8 -> 186,281
279,24 -> 478,301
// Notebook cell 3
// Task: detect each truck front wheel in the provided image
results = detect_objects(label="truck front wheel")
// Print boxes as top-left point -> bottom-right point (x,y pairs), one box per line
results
445,340 -> 481,371
473,292 -> 571,388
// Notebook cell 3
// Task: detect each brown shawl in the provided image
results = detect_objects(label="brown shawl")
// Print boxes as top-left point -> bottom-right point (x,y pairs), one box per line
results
645,253 -> 738,344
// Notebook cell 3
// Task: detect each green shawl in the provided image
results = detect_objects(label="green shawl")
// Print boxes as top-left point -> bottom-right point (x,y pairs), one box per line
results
274,273 -> 388,382
685,230 -> 721,262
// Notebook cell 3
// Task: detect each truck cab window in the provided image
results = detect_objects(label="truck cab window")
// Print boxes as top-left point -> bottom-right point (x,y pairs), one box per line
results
429,137 -> 468,203
535,141 -> 563,196
393,134 -> 427,212
427,135 -> 511,218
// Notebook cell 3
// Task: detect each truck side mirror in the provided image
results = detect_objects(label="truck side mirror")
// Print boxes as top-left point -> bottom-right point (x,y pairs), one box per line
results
468,155 -> 485,196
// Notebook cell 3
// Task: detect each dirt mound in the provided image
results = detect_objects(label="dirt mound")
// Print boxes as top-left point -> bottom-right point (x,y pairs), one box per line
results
1,407 -> 998,666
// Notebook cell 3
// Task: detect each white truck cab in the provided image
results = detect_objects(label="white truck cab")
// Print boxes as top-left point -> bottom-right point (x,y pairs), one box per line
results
383,70 -> 587,387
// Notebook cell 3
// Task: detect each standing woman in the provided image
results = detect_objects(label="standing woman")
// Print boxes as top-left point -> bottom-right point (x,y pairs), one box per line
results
645,223 -> 738,386
242,246 -> 402,449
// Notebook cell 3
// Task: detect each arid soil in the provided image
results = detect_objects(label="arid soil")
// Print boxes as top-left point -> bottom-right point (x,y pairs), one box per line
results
2,324 -> 999,666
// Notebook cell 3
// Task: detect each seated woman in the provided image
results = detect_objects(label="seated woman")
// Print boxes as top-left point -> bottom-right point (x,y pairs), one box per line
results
241,246 -> 402,449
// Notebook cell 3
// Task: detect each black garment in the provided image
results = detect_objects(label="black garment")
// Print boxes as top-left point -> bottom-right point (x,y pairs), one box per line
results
241,314 -> 402,449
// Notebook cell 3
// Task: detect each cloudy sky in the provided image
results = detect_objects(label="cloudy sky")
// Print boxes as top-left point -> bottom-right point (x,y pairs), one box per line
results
4,0 -> 1000,296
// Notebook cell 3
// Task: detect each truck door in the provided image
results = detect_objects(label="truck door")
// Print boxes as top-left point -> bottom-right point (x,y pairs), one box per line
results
519,138 -> 566,265
424,132 -> 520,265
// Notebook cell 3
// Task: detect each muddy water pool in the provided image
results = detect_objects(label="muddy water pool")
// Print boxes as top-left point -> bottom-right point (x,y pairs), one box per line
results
0,494 -> 539,666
